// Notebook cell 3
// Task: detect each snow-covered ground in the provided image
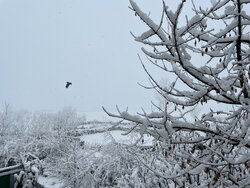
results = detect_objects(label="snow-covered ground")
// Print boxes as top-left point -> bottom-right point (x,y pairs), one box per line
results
38,176 -> 63,188
82,130 -> 153,146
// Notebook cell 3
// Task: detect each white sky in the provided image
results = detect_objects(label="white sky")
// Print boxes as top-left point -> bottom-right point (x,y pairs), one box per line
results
0,0 -> 211,113
0,0 -> 167,112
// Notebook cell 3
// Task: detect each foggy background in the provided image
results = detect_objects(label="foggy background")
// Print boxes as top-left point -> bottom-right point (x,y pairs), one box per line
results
0,0 -> 169,113
0,0 -> 205,114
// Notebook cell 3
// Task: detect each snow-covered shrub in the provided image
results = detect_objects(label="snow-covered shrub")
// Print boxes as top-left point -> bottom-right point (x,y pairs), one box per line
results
87,133 -> 176,188
0,103 -> 14,136
45,136 -> 97,188
51,107 -> 86,151
53,106 -> 85,132
14,153 -> 42,188
45,131 -> 174,187
0,107 -> 86,169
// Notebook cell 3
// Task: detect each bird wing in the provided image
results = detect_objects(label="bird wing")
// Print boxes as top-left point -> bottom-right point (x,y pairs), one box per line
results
65,82 -> 72,88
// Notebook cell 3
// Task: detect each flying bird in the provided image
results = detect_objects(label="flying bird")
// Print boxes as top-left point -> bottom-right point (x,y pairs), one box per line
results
65,82 -> 72,88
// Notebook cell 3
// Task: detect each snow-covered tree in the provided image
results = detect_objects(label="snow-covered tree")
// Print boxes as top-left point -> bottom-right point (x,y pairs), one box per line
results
0,103 -> 14,136
104,0 -> 250,187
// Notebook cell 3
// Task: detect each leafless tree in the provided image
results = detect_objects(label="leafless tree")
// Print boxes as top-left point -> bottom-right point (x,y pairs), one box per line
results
104,0 -> 250,187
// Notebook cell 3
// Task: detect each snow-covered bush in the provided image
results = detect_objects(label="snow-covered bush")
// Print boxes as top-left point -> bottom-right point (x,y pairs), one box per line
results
0,103 -> 14,136
104,0 -> 250,187
44,136 -> 97,188
0,106 -> 85,168
85,133 -> 176,188
0,110 -> 52,167
53,106 -> 85,132
14,153 -> 42,188
45,132 -> 176,188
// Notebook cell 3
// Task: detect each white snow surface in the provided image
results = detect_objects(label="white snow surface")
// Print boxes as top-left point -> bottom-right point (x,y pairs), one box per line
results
38,176 -> 63,188
81,130 -> 153,146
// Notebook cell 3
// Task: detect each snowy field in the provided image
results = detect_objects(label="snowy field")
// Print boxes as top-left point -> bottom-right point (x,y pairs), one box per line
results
81,130 -> 153,146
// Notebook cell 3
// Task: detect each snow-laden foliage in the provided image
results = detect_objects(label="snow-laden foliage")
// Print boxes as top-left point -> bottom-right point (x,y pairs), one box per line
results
104,0 -> 250,187
14,153 -> 42,188
48,132 -> 178,188
1,106 -> 174,187
0,106 -> 86,168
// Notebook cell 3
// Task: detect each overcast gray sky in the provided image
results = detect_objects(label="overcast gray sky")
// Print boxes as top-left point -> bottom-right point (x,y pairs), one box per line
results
0,0 -> 208,113
0,0 -> 166,112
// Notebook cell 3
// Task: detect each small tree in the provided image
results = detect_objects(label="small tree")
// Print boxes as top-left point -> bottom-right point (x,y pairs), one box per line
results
0,103 -> 14,136
104,0 -> 250,187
